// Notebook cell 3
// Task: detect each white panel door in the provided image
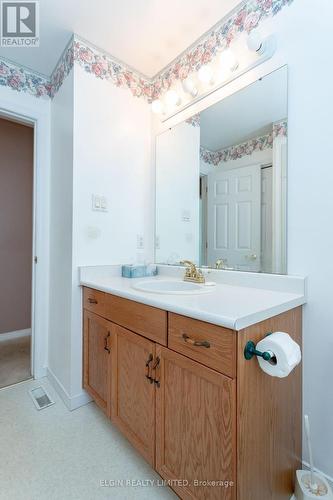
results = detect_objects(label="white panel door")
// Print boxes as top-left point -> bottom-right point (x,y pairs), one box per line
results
207,164 -> 261,271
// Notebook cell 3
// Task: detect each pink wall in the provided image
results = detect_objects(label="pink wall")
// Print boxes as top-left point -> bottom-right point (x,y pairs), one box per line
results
0,118 -> 33,334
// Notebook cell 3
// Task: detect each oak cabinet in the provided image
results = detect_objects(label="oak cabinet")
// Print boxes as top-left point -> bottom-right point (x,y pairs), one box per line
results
83,287 -> 106,317
111,324 -> 156,466
82,287 -> 302,500
168,312 -> 236,378
83,310 -> 112,415
155,345 -> 236,500
104,293 -> 167,345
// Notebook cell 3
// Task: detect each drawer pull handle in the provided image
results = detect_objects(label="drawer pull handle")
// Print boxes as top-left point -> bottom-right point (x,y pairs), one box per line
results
145,353 -> 154,383
88,298 -> 98,304
104,332 -> 111,353
182,333 -> 210,348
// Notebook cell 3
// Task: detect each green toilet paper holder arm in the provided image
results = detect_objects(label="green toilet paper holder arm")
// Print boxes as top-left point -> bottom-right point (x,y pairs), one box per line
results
244,340 -> 272,361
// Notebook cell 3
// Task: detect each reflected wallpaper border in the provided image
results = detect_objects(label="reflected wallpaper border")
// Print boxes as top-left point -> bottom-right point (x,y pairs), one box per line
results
200,120 -> 287,166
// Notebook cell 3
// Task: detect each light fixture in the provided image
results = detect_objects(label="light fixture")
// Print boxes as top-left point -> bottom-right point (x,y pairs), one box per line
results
198,65 -> 214,85
182,77 -> 198,97
151,99 -> 163,114
165,89 -> 181,107
219,48 -> 239,72
247,30 -> 266,55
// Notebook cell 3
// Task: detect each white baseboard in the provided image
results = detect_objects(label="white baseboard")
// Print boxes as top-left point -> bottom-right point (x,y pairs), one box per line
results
0,328 -> 31,341
34,366 -> 48,379
47,367 -> 92,411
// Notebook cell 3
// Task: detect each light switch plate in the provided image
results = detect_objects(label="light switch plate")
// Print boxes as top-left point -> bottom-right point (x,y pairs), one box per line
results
92,194 -> 108,212
136,234 -> 144,249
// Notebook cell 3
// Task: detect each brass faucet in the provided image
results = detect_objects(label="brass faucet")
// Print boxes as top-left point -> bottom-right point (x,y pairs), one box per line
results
180,260 -> 205,283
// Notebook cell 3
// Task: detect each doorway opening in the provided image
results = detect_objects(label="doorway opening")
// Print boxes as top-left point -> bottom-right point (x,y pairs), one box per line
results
0,116 -> 34,389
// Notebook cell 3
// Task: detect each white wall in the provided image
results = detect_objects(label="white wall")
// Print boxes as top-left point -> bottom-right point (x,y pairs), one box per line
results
277,2 -> 333,479
156,121 -> 200,264
153,0 -> 333,480
72,66 -> 153,268
48,65 -> 152,406
48,71 -> 74,394
70,65 -> 152,400
0,86 -> 51,378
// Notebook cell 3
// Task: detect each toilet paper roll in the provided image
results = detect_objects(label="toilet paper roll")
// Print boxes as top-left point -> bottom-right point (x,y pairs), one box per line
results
256,332 -> 301,378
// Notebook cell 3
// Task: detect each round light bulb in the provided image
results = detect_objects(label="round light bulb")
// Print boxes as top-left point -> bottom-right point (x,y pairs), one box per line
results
151,99 -> 163,114
165,89 -> 181,107
217,66 -> 230,83
247,31 -> 266,55
182,77 -> 198,97
219,49 -> 238,72
198,65 -> 214,85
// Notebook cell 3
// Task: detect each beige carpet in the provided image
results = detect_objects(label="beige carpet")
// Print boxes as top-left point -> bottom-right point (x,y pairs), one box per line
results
0,335 -> 31,389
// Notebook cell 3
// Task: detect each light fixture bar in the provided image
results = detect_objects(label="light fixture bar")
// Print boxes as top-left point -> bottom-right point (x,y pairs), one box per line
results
161,43 -> 276,123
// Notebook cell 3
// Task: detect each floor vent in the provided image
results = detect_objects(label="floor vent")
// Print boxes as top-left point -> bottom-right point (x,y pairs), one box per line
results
29,386 -> 55,410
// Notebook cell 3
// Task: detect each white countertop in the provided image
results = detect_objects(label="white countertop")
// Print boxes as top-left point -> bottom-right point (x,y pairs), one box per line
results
79,266 -> 306,330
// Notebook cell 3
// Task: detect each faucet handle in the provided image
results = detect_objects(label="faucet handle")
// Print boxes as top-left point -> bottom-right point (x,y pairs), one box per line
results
180,260 -> 196,273
180,259 -> 195,267
215,258 -> 227,269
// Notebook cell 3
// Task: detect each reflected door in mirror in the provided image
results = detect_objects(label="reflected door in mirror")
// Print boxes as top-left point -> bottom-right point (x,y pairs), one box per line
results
207,164 -> 261,271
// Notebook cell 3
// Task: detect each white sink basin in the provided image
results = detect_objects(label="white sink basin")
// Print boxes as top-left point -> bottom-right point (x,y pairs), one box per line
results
132,280 -> 211,295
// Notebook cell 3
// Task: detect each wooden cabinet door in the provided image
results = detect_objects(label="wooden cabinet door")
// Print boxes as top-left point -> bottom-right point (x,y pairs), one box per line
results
111,324 -> 156,466
156,346 -> 236,500
83,310 -> 112,415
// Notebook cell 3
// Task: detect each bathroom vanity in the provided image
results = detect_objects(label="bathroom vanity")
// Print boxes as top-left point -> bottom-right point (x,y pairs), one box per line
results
81,270 -> 304,500
80,64 -> 305,499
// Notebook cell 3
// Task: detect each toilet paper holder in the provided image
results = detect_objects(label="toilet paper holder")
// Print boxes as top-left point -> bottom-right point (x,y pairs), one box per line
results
244,334 -> 274,362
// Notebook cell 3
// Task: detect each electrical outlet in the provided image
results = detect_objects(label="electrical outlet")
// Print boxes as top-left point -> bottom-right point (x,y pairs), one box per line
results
181,209 -> 191,222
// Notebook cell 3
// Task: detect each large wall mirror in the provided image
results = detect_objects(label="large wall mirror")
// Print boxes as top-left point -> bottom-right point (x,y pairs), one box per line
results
155,66 -> 287,274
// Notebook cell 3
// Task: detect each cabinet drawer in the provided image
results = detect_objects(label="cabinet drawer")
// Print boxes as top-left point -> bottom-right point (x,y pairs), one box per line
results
83,287 -> 106,317
105,294 -> 167,346
168,313 -> 236,378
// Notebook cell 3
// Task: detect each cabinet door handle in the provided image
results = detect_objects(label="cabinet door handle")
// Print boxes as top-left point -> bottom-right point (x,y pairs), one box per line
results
152,356 -> 160,387
182,333 -> 210,348
104,332 -> 111,353
145,353 -> 154,383
88,297 -> 98,304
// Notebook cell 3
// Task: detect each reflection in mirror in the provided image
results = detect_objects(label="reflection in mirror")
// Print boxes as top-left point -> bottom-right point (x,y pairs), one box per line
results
155,66 -> 287,274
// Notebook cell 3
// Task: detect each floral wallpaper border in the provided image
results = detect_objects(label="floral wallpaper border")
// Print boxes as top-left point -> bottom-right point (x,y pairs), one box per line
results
0,0 -> 294,100
185,113 -> 200,127
49,39 -> 74,98
200,120 -> 287,166
73,38 -> 153,100
0,57 -> 51,98
151,0 -> 294,100
273,120 -> 287,138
